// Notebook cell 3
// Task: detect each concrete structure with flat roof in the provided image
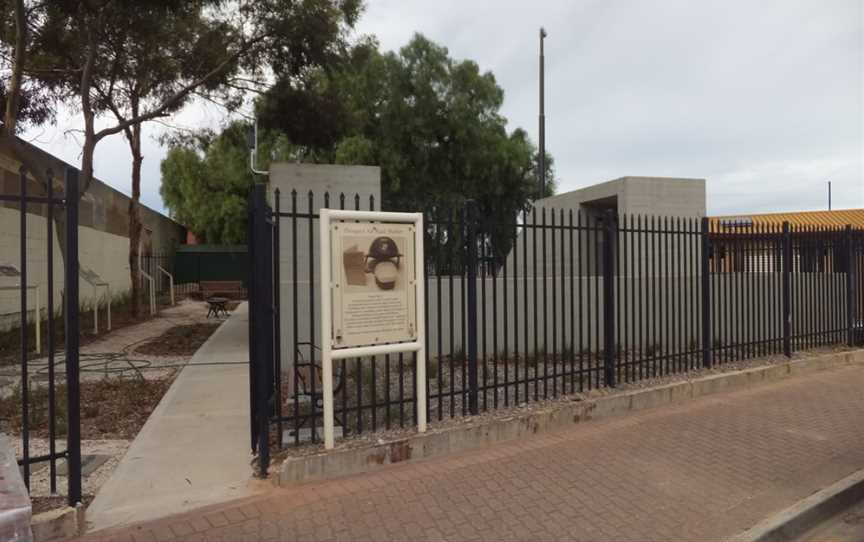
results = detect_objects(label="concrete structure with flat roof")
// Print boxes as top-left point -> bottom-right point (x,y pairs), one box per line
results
508,176 -> 706,278
268,163 -> 382,394
536,175 -> 706,218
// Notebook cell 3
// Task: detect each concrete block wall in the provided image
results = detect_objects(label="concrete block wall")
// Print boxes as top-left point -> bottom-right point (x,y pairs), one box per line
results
269,163 -> 382,394
511,177 -> 706,278
279,270 -> 849,379
0,207 -> 136,331
0,141 -> 186,332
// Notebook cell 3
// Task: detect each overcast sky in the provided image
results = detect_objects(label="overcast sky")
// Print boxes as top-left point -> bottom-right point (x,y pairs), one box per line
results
21,0 -> 864,217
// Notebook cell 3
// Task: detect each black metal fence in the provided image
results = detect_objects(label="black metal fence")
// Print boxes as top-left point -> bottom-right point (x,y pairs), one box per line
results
0,166 -> 81,505
248,188 -> 864,474
140,251 -> 208,302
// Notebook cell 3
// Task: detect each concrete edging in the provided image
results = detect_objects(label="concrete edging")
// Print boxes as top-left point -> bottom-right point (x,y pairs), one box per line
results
31,504 -> 85,542
730,468 -> 864,541
278,349 -> 864,486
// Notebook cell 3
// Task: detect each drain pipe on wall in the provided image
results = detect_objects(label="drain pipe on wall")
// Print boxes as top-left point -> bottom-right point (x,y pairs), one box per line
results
249,118 -> 269,177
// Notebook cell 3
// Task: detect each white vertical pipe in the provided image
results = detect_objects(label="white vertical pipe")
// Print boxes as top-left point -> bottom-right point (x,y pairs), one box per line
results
320,208 -> 335,450
414,214 -> 426,433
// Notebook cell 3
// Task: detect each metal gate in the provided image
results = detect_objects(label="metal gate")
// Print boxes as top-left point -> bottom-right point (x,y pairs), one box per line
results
0,166 -> 81,506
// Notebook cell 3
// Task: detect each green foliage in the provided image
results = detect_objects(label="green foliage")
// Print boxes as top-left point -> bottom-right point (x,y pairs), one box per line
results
2,0 -> 363,124
160,121 -> 295,243
258,33 -> 556,220
164,33 -> 555,251
256,33 -> 556,261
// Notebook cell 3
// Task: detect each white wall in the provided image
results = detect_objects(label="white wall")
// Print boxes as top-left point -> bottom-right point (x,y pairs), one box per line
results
0,207 -> 131,331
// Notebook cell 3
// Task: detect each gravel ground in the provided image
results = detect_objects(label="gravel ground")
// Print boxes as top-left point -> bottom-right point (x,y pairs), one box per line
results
271,343 -> 856,461
14,437 -> 129,502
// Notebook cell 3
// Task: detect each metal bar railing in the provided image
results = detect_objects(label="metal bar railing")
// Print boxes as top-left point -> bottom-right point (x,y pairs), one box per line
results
157,266 -> 175,306
248,187 -> 864,455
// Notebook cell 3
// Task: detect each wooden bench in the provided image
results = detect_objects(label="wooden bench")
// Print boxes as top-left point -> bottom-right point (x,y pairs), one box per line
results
200,280 -> 245,300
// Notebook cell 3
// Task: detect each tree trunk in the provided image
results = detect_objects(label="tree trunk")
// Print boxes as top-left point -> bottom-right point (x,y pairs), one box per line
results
128,120 -> 143,318
3,0 -> 26,134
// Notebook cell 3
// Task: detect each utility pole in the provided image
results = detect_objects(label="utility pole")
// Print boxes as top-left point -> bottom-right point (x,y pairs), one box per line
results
828,181 -> 832,210
538,27 -> 547,199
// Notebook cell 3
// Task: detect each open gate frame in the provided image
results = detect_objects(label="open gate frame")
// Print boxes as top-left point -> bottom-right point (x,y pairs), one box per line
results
0,166 -> 82,506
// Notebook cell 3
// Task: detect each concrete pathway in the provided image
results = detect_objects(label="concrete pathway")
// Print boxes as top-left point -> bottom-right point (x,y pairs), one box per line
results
86,303 -> 262,532
79,361 -> 864,541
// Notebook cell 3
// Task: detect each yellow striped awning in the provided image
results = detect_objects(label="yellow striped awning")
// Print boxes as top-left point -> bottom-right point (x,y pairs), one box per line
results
710,209 -> 864,230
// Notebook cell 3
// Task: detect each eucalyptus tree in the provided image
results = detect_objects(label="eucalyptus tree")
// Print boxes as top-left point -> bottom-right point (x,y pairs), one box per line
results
0,0 -> 61,172
89,1 -> 237,314
1,0 -> 361,314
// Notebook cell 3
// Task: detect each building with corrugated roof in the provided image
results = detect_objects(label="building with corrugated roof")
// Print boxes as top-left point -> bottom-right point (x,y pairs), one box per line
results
710,209 -> 864,230
706,208 -> 864,274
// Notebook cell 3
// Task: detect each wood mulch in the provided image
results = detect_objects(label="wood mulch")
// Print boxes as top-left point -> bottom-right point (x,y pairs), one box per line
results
0,377 -> 175,440
133,323 -> 222,357
0,300 -> 163,367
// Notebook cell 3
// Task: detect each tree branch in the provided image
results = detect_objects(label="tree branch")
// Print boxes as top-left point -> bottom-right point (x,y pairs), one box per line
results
3,0 -> 27,135
93,81 -> 130,130
93,33 -> 270,143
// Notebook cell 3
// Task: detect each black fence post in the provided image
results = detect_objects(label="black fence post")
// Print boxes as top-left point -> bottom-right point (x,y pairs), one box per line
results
46,169 -> 57,495
251,183 -> 272,475
247,189 -> 257,453
465,200 -> 479,415
273,189 -> 282,446
64,167 -> 82,506
846,225 -> 856,347
603,210 -> 616,388
782,221 -> 792,357
18,166 -> 30,488
700,217 -> 712,368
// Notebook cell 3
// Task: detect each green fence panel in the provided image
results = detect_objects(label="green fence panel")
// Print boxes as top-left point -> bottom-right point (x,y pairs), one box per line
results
174,245 -> 248,286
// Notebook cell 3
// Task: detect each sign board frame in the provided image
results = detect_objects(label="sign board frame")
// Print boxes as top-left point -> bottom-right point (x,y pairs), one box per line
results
320,209 -> 426,449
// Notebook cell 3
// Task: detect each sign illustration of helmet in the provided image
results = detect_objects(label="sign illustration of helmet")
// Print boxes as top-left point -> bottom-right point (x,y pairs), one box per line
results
366,236 -> 402,290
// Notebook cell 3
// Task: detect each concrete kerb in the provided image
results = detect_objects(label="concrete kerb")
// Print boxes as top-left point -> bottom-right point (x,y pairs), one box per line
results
31,504 -> 85,542
730,468 -> 864,542
278,349 -> 864,485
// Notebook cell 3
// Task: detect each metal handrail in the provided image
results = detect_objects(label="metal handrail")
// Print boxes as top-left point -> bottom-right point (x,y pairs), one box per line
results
139,269 -> 157,315
157,266 -> 175,305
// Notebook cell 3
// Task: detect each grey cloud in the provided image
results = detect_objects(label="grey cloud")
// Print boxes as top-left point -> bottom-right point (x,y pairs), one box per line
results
22,0 -> 864,217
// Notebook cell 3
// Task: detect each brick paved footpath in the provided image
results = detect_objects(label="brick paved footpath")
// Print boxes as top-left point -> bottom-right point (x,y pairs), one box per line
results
81,364 -> 864,542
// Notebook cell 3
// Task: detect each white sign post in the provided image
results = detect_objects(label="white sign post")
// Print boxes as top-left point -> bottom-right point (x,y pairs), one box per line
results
320,209 -> 426,450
